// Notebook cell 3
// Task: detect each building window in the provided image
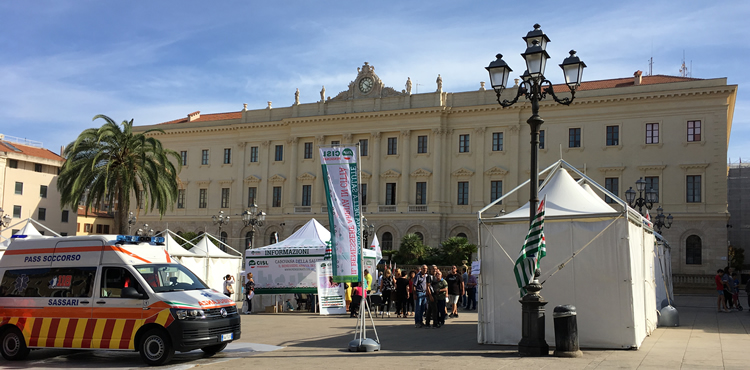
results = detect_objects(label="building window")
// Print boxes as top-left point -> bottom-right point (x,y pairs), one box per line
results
302,185 -> 312,207
359,139 -> 369,156
245,232 -> 253,249
416,182 -> 427,205
220,231 -> 228,245
457,182 -> 469,205
199,189 -> 207,208
645,177 -> 659,196
492,132 -> 503,151
250,146 -> 259,162
84,223 -> 92,233
269,232 -> 279,245
15,182 -> 22,195
221,188 -> 230,208
415,232 -> 424,242
201,149 -> 209,165
96,224 -> 103,234
686,175 -> 701,203
606,126 -> 619,146
417,135 -> 428,154
272,186 -> 282,207
361,184 -> 368,205
331,141 -> 340,146
459,134 -> 470,153
382,232 -> 393,251
38,208 -> 46,221
385,183 -> 397,205
177,189 -> 185,209
180,151 -> 187,166
387,137 -> 397,155
8,159 -> 18,168
103,225 -> 109,234
248,187 -> 257,207
604,178 -> 619,203
275,145 -> 283,161
686,235 -> 702,264
304,142 -> 313,159
223,148 -> 231,164
40,185 -> 48,198
457,232 -> 468,239
539,130 -> 545,149
687,120 -> 701,142
646,123 -> 659,144
35,163 -> 42,172
569,128 -> 581,148
61,210 -> 69,223
491,181 -> 503,203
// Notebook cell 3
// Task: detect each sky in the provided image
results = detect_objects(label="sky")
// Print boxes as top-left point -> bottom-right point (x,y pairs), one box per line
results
0,1 -> 748,161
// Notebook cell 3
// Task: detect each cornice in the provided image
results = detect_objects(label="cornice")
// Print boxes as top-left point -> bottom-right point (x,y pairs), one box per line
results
637,165 -> 667,171
284,107 -> 450,125
297,172 -> 316,181
451,167 -> 475,177
411,168 -> 433,177
269,174 -> 287,183
679,163 -> 710,170
244,175 -> 262,184
381,169 -> 401,178
218,179 -> 234,185
196,180 -> 211,187
598,166 -> 626,173
484,166 -> 508,176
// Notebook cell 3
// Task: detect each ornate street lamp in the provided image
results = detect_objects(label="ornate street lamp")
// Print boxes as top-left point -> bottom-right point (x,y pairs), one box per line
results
127,212 -> 137,234
624,177 -> 658,216
242,202 -> 266,251
362,219 -> 375,247
486,24 -> 585,357
486,24 -> 586,224
0,208 -> 11,228
652,206 -> 673,234
212,211 -> 230,248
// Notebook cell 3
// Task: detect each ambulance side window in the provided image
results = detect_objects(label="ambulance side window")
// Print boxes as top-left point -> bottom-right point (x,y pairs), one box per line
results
100,267 -> 142,298
0,267 -> 95,298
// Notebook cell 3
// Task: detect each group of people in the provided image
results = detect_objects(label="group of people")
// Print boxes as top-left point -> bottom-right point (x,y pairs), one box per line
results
715,267 -> 744,312
344,264 -> 478,328
223,273 -> 256,314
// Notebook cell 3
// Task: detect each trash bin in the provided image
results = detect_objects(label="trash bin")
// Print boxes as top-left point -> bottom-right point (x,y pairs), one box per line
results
553,304 -> 583,358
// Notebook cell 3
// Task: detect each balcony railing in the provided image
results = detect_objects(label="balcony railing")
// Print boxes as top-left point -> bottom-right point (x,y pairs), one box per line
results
378,205 -> 397,213
408,205 -> 428,213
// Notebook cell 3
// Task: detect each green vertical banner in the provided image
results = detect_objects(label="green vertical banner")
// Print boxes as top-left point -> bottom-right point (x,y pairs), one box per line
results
320,146 -> 361,282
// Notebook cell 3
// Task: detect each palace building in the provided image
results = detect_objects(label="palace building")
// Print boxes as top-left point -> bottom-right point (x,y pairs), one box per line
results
133,63 -> 737,276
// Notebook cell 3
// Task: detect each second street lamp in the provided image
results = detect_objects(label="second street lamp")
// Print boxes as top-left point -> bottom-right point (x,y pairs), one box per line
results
212,211 -> 230,248
624,177 -> 658,216
242,202 -> 266,251
652,206 -> 674,233
127,212 -> 137,234
0,208 -> 11,228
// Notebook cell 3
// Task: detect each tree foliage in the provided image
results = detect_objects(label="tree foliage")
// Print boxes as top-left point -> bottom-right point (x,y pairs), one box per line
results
729,245 -> 745,271
57,115 -> 181,234
435,237 -> 477,266
394,234 -> 429,265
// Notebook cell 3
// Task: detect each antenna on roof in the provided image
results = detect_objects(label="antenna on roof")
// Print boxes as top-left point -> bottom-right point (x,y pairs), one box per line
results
679,50 -> 691,78
647,56 -> 653,76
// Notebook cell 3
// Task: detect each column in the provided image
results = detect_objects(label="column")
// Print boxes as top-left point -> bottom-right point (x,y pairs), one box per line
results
398,130 -> 411,209
473,127 -> 486,207
431,128 -> 443,211
313,135 -> 326,211
286,137 -> 299,211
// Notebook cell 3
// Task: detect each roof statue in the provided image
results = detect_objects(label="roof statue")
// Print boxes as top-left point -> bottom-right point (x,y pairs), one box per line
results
330,62 -> 409,101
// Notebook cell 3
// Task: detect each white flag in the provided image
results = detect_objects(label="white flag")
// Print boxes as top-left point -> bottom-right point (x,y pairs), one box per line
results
370,234 -> 382,264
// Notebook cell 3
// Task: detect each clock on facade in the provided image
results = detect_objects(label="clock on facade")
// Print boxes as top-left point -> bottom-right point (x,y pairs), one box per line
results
358,77 -> 374,94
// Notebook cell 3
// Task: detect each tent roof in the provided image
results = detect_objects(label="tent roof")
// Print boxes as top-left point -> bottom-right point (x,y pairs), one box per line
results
191,234 -> 240,258
163,232 -> 199,257
499,168 -> 617,221
256,219 -> 330,250
17,222 -> 47,238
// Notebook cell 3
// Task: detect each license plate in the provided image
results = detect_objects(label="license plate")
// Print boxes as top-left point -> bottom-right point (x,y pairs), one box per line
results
221,333 -> 233,341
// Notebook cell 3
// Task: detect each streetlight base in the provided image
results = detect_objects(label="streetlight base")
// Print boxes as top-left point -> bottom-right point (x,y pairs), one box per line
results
348,338 -> 380,352
518,278 -> 549,357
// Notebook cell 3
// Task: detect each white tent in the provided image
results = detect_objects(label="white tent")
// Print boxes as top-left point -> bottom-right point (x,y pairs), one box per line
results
178,234 -> 242,299
159,230 -> 200,258
478,160 -> 658,349
245,219 -> 376,311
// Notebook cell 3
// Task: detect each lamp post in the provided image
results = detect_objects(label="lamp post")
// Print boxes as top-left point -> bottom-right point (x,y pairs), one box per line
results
362,218 -> 375,247
486,24 -> 585,357
652,206 -> 673,234
624,177 -> 658,216
242,202 -> 266,251
0,208 -> 11,228
212,211 -> 230,248
127,212 -> 137,234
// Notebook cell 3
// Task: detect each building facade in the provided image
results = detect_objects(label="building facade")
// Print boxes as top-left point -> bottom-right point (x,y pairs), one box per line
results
0,135 -> 77,239
133,64 -> 737,276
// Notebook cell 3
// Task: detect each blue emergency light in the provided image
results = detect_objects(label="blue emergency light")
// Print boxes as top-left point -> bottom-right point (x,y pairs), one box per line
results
116,235 -> 166,245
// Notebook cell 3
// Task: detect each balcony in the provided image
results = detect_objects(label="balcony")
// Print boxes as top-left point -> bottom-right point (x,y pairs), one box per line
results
408,205 -> 428,213
378,205 -> 397,213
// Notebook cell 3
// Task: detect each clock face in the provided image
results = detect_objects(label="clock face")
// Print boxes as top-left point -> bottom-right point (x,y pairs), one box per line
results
359,77 -> 374,94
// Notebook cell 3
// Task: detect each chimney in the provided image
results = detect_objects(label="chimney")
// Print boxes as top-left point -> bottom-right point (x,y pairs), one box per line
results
187,111 -> 201,122
634,70 -> 643,86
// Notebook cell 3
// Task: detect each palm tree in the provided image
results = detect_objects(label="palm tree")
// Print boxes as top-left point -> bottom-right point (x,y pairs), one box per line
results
58,115 -> 181,234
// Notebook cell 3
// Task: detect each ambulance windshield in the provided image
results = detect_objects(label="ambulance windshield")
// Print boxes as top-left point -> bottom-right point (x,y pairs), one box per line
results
134,264 -> 208,292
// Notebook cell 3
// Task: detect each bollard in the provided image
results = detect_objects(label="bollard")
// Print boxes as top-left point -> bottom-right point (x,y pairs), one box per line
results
553,305 -> 583,358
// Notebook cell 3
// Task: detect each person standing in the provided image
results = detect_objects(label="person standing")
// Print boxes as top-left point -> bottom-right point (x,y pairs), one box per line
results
461,266 -> 469,308
364,269 -> 373,295
380,268 -> 395,316
223,274 -> 235,298
395,269 -> 409,317
446,265 -> 464,318
723,268 -> 735,310
425,265 -> 437,328
244,273 -> 255,314
413,265 -> 429,328
716,269 -> 729,312
432,270 -> 448,328
466,269 -> 478,310
406,270 -> 417,317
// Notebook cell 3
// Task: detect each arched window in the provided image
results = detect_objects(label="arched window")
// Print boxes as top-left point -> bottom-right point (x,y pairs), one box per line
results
457,232 -> 467,239
246,231 -> 253,249
176,231 -> 183,237
269,232 -> 279,245
220,231 -> 228,251
686,235 -> 702,265
415,232 -> 424,242
382,232 -> 393,251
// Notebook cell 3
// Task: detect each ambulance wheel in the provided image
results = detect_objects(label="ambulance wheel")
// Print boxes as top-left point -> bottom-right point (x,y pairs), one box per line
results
201,342 -> 228,356
0,326 -> 30,360
139,328 -> 174,366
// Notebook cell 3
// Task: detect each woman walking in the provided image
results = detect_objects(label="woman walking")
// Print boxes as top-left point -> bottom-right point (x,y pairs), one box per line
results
380,268 -> 396,316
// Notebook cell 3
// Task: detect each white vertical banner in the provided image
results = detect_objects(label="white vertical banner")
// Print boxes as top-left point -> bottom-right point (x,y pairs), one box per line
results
316,261 -> 347,315
320,146 -> 361,282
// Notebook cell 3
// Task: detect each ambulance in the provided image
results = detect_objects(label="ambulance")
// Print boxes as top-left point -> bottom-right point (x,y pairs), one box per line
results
0,234 -> 241,365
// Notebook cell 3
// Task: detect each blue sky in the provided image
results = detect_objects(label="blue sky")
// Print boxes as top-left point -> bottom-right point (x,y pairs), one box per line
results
1,1 -> 748,161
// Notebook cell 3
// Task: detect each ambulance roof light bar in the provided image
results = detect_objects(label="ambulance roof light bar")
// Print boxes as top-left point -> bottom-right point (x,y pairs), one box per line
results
116,235 -> 165,245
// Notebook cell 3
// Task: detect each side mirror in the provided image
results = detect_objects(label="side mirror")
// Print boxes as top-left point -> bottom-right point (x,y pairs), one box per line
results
122,287 -> 147,299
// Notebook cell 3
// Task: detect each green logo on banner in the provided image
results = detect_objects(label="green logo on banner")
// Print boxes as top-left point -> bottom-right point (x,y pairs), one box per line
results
342,148 -> 354,156
248,260 -> 256,266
